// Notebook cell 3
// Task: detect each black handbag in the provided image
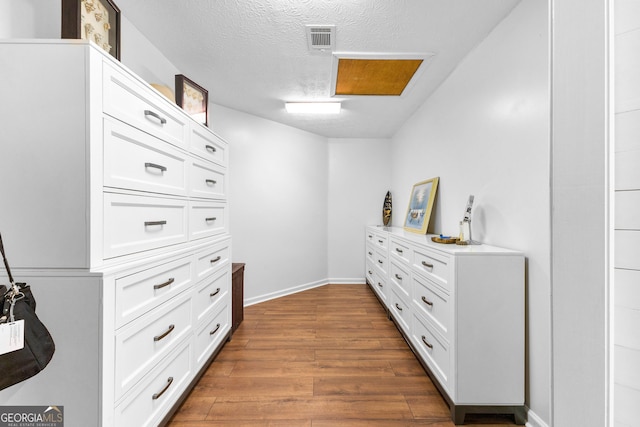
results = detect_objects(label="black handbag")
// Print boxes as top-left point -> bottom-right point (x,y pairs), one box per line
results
0,233 -> 55,390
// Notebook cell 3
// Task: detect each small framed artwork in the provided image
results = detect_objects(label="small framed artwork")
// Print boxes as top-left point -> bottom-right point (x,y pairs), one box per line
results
175,74 -> 209,127
404,177 -> 439,234
61,0 -> 121,60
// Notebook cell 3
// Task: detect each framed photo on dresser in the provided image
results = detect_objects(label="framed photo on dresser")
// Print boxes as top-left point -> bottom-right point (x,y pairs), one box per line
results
403,177 -> 439,234
175,74 -> 209,127
61,0 -> 121,60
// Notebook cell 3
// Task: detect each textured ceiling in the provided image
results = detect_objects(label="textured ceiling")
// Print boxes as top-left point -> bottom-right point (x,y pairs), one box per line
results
115,0 -> 521,138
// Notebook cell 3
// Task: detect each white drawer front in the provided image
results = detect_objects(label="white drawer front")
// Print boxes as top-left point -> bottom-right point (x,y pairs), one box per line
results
103,118 -> 188,196
103,62 -> 188,149
365,260 -> 375,285
390,261 -> 410,299
413,313 -> 450,390
374,249 -> 388,276
189,159 -> 226,199
193,267 -> 230,324
115,340 -> 192,427
412,274 -> 450,338
390,287 -> 411,334
115,293 -> 192,400
414,248 -> 449,290
390,238 -> 411,265
115,256 -> 193,329
190,124 -> 228,167
365,244 -> 376,264
195,240 -> 231,281
189,200 -> 228,240
194,303 -> 229,368
370,271 -> 387,302
103,193 -> 188,259
373,234 -> 388,251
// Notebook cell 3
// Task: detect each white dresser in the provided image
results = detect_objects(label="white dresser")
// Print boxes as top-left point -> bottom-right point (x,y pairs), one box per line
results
365,226 -> 525,425
0,41 -> 231,427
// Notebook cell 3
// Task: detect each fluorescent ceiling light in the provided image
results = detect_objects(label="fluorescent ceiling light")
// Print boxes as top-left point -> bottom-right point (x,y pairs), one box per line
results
285,102 -> 341,114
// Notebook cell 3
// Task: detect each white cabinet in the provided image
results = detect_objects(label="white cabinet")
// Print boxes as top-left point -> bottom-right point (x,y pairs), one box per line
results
0,41 -> 231,427
365,226 -> 525,425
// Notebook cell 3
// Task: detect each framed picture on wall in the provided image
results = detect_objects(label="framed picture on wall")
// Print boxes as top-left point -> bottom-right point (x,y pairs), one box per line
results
61,0 -> 121,60
175,74 -> 209,127
403,177 -> 439,234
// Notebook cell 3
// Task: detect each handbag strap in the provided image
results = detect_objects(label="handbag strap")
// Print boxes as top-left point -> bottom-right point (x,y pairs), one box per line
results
0,233 -> 15,285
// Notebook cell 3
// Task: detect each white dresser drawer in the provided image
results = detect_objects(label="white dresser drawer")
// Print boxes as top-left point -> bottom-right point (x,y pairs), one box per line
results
189,200 -> 228,241
195,240 -> 231,281
115,292 -> 192,400
390,238 -> 411,265
414,247 -> 449,290
103,193 -> 188,259
390,287 -> 411,334
189,158 -> 226,199
390,261 -> 410,299
373,249 -> 388,277
103,62 -> 188,149
370,271 -> 387,302
413,312 -> 450,391
373,234 -> 388,251
194,303 -> 229,368
412,274 -> 450,337
115,256 -> 193,329
365,244 -> 376,264
365,260 -> 375,285
190,124 -> 228,167
115,340 -> 192,427
103,118 -> 188,196
193,267 -> 230,324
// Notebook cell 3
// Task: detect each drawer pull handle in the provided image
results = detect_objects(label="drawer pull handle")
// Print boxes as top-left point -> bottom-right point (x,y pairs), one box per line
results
368,270 -> 373,275
368,234 -> 373,238
153,324 -> 175,342
421,296 -> 434,306
378,239 -> 383,244
421,261 -> 434,269
144,109 -> 167,125
378,260 -> 383,264
368,251 -> 373,256
210,287 -> 221,297
205,217 -> 217,222
396,248 -> 403,254
205,144 -> 217,153
421,335 -> 434,349
210,323 -> 221,335
395,303 -> 403,311
144,162 -> 167,172
206,179 -> 217,185
377,282 -> 383,288
210,256 -> 222,264
152,377 -> 173,400
145,220 -> 167,227
153,277 -> 175,290
395,274 -> 402,280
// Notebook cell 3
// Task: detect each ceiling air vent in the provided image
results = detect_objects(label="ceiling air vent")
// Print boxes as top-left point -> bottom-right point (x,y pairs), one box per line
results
306,25 -> 335,51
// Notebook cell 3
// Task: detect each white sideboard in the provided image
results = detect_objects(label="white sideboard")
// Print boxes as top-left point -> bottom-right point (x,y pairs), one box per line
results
0,40 -> 231,427
365,226 -> 525,425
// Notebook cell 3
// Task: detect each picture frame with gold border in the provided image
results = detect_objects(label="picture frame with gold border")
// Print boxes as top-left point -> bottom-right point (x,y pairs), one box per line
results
403,177 -> 439,234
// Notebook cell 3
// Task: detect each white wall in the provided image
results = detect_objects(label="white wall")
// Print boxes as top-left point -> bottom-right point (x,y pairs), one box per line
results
327,138 -> 391,282
613,0 -> 640,425
389,0 -> 551,424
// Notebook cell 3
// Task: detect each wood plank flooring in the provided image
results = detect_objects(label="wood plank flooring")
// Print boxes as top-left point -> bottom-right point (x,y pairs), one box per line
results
166,284 -> 518,426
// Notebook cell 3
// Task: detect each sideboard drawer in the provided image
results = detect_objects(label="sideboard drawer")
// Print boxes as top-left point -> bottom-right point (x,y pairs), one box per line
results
115,340 -> 192,427
390,238 -> 411,265
194,303 -> 229,368
114,293 -> 192,400
189,200 -> 228,241
412,274 -> 450,338
115,256 -> 193,329
413,248 -> 449,290
374,250 -> 388,277
390,288 -> 411,334
190,124 -> 228,167
103,118 -> 188,197
188,159 -> 226,200
103,62 -> 188,149
195,240 -> 231,281
413,312 -> 450,390
103,193 -> 188,259
390,261 -> 410,299
193,268 -> 230,324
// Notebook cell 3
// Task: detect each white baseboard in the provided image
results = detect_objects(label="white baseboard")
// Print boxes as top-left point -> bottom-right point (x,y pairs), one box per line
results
244,278 -> 329,306
326,277 -> 366,285
525,406 -> 550,427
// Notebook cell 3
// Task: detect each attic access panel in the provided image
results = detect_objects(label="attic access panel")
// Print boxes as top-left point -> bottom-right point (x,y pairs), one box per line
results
335,58 -> 424,96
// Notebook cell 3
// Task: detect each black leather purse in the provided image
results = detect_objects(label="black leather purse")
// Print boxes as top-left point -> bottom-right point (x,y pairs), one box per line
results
0,233 -> 55,390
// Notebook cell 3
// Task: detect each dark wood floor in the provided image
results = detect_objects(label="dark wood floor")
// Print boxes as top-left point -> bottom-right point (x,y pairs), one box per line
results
166,284 -> 518,426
